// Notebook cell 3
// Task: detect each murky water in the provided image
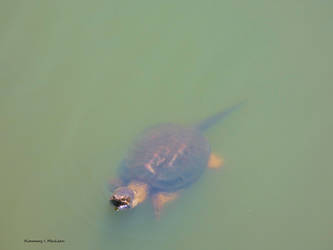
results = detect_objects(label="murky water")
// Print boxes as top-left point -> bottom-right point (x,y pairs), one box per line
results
1,1 -> 332,250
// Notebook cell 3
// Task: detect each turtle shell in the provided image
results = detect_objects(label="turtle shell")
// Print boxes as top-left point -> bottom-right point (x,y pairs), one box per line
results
119,124 -> 210,193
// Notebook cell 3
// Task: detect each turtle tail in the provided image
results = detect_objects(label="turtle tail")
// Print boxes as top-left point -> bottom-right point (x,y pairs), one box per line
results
195,101 -> 247,132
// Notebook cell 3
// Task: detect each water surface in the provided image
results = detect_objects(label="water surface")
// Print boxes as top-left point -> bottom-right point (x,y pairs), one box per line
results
1,1 -> 332,250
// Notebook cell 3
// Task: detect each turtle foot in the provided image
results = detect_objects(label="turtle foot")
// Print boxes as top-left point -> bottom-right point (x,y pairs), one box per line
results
208,153 -> 224,169
152,192 -> 179,219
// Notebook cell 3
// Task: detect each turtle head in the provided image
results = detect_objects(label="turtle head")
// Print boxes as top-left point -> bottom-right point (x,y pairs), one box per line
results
110,187 -> 134,211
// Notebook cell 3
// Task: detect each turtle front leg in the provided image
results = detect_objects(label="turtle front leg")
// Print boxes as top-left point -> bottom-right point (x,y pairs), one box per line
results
152,192 -> 179,219
208,153 -> 224,169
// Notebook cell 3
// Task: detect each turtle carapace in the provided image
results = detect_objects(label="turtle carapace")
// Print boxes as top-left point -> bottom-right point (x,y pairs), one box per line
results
109,102 -> 245,217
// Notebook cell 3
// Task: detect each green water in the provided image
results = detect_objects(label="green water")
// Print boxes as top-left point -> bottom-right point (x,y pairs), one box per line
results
1,1 -> 332,250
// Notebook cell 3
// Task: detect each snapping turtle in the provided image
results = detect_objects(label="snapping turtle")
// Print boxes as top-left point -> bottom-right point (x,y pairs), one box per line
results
109,102 -> 244,217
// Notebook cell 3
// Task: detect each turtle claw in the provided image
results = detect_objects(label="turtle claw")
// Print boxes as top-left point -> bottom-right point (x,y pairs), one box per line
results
208,153 -> 224,169
152,192 -> 179,219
